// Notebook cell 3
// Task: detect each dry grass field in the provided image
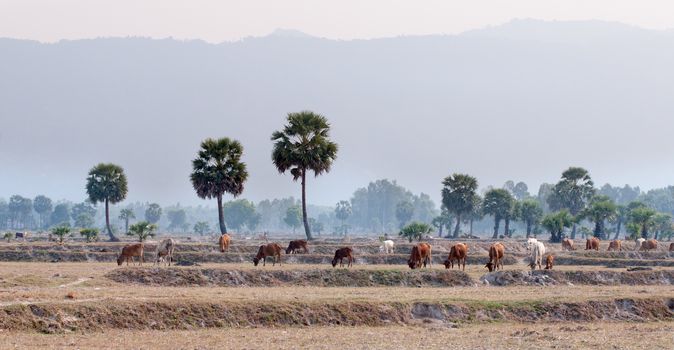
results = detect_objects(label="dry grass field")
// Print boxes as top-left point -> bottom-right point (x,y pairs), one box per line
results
2,323 -> 673,349
0,237 -> 672,349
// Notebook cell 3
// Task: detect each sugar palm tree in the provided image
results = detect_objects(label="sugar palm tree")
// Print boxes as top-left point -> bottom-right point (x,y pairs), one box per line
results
547,167 -> 595,239
518,199 -> 543,238
118,208 -> 135,233
191,137 -> 248,234
483,188 -> 514,239
580,196 -> 617,239
271,111 -> 338,240
629,207 -> 657,239
127,221 -> 157,242
86,163 -> 128,241
541,210 -> 573,242
441,174 -> 479,238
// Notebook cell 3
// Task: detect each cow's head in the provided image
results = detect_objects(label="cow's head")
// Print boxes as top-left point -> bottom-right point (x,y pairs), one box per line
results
443,259 -> 451,269
331,258 -> 338,268
408,260 -> 418,270
526,238 -> 537,251
485,262 -> 495,272
253,257 -> 260,266
116,255 -> 124,266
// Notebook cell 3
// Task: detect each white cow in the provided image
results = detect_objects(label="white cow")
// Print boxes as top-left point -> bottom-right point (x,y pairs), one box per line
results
379,240 -> 395,254
155,238 -> 175,266
528,239 -> 546,270
635,238 -> 646,251
526,238 -> 538,251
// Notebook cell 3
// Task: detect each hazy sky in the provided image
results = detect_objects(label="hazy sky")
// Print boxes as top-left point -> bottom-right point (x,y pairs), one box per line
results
3,0 -> 674,42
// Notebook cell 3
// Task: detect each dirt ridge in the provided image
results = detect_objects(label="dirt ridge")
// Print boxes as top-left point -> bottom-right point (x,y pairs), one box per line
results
104,267 -> 475,287
481,270 -> 674,286
1,298 -> 671,334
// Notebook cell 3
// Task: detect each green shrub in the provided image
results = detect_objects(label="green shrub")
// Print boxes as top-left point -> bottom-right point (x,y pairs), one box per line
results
80,228 -> 100,242
399,222 -> 432,242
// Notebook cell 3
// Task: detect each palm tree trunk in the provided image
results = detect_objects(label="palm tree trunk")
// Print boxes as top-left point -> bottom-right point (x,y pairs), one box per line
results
453,213 -> 461,238
105,198 -> 118,241
125,218 -> 129,234
614,219 -> 622,239
504,217 -> 510,237
492,217 -> 500,239
571,223 -> 577,239
301,169 -> 313,240
217,195 -> 227,234
470,218 -> 474,236
438,224 -> 443,237
526,222 -> 532,238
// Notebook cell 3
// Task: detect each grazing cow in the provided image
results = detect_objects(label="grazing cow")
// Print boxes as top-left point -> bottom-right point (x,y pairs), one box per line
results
639,239 -> 658,251
669,242 -> 674,252
443,243 -> 468,271
15,232 -> 27,240
253,243 -> 283,266
219,234 -> 231,252
544,254 -> 554,270
285,240 -> 309,254
585,237 -> 600,251
379,240 -> 395,254
607,240 -> 622,252
485,243 -> 505,272
408,243 -> 432,269
561,238 -> 575,251
331,247 -> 354,268
117,243 -> 145,266
635,238 -> 646,250
528,240 -> 546,270
154,238 -> 175,266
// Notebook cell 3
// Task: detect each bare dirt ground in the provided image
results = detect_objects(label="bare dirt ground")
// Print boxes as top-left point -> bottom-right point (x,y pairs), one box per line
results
0,238 -> 673,348
2,323 -> 673,350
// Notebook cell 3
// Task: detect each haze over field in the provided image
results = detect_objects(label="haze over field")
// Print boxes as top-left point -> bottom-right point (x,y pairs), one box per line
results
3,19 -> 674,206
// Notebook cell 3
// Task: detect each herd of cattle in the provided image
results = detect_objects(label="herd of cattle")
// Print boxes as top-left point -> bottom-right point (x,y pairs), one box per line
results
114,233 -> 674,271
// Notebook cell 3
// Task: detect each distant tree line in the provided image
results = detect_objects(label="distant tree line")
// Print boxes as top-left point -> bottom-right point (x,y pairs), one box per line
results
2,107 -> 673,242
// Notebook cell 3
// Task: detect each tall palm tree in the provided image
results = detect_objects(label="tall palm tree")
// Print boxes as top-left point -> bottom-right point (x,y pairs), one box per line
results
86,163 -> 128,241
118,208 -> 135,233
441,174 -> 479,238
190,137 -> 248,234
629,207 -> 657,239
547,167 -> 595,239
482,188 -> 514,239
271,111 -> 338,240
580,196 -> 617,239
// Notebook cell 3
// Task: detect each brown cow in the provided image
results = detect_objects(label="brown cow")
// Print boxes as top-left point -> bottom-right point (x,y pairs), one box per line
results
117,243 -> 144,266
485,243 -> 505,272
585,237 -> 600,251
639,239 -> 658,251
544,254 -> 554,270
253,243 -> 282,266
331,247 -> 353,268
408,243 -> 432,269
285,240 -> 309,254
607,240 -> 622,251
561,238 -> 575,251
669,242 -> 674,252
219,234 -> 231,252
443,243 -> 468,271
